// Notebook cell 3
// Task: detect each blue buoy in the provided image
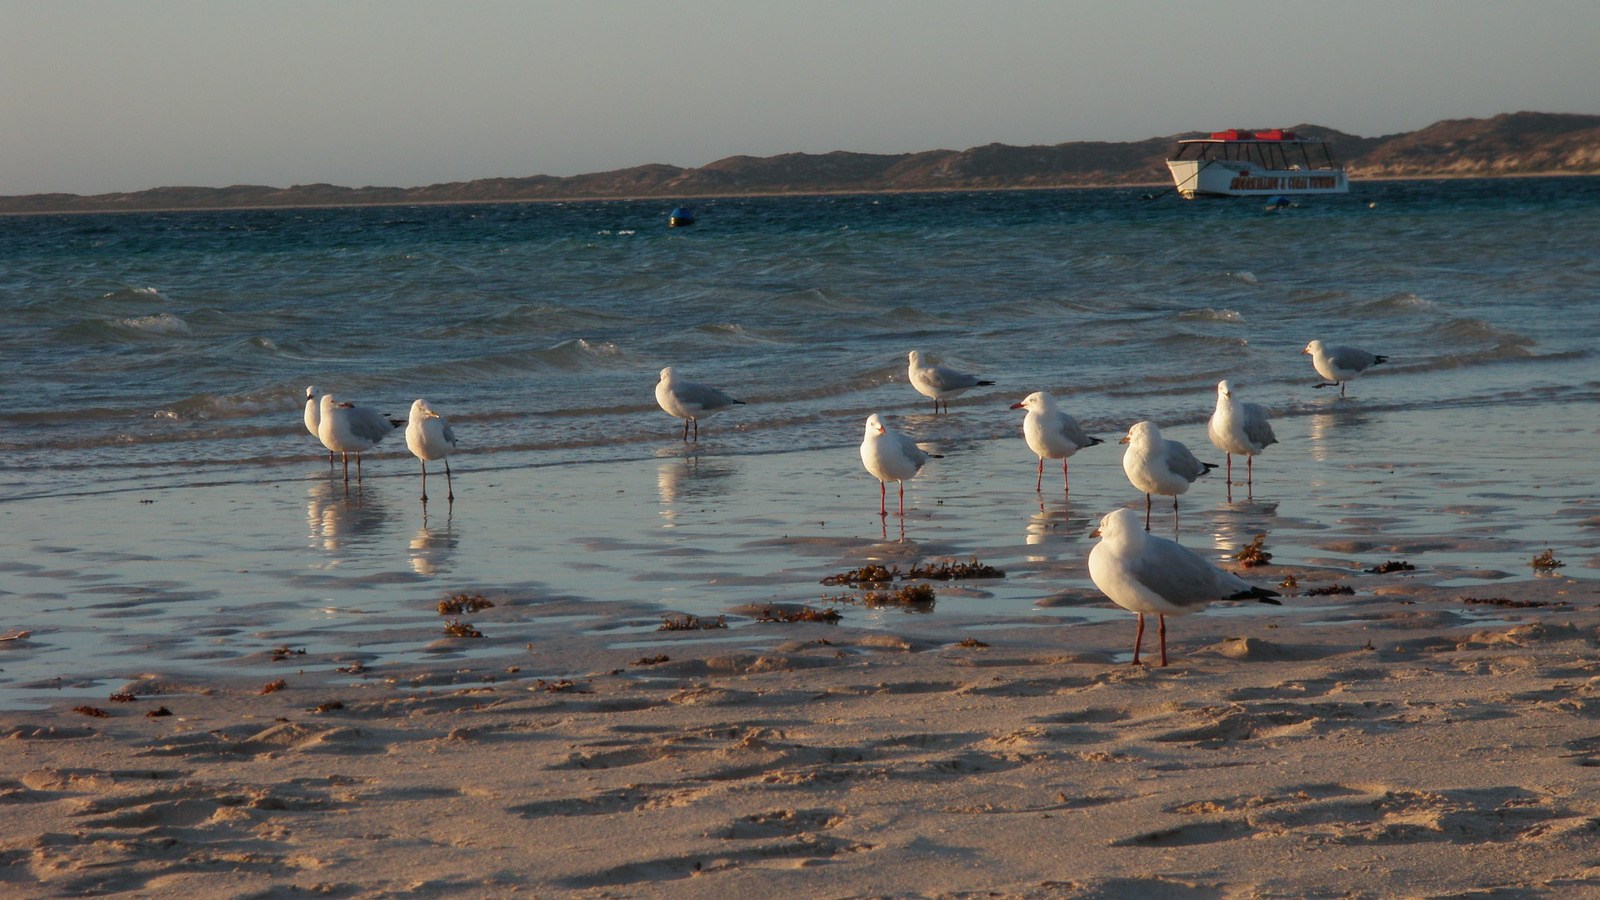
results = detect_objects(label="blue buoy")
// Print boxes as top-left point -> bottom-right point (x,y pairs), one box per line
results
668,207 -> 695,227
1267,195 -> 1292,210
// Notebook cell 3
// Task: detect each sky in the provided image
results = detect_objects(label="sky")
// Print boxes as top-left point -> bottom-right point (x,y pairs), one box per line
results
4,0 -> 1599,196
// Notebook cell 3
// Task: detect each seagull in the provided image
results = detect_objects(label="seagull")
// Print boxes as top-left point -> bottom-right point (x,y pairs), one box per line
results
1010,391 -> 1103,492
1302,340 -> 1387,396
860,413 -> 941,517
304,385 -> 334,466
1207,380 -> 1277,498
655,366 -> 745,441
1120,421 -> 1215,531
1089,507 -> 1281,666
318,393 -> 403,482
405,399 -> 458,503
907,350 -> 994,414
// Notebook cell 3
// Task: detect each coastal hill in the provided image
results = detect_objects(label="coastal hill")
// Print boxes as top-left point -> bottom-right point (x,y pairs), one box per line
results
5,111 -> 1598,214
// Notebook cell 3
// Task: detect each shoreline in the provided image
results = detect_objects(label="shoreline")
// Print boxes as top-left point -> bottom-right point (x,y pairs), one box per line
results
5,171 -> 1599,218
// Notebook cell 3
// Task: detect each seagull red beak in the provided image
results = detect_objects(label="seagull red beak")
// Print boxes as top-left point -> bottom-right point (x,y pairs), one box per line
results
1089,527 -> 1102,538
1009,402 -> 1025,409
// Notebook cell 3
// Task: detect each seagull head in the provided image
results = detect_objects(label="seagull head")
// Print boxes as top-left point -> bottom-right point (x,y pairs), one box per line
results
305,385 -> 318,401
411,399 -> 437,419
864,413 -> 888,435
659,366 -> 676,381
1090,508 -> 1143,544
1217,379 -> 1233,398
1010,391 -> 1053,413
907,350 -> 922,365
1120,420 -> 1158,446
1301,340 -> 1323,356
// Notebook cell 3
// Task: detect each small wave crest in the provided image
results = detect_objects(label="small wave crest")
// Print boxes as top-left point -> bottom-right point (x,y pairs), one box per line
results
60,313 -> 192,342
1358,293 -> 1437,315
154,387 -> 301,422
100,286 -> 169,302
1176,308 -> 1245,324
1431,317 -> 1535,348
1229,271 -> 1260,285
694,323 -> 785,346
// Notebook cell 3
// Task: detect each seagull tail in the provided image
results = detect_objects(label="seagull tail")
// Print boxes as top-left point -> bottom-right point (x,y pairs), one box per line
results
388,417 -> 407,428
1085,436 -> 1104,447
1372,355 -> 1389,365
1228,587 -> 1282,605
1200,462 -> 1218,474
976,380 -> 996,386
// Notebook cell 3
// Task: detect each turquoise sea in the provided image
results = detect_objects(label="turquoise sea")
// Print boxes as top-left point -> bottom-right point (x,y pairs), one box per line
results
1,179 -> 1597,706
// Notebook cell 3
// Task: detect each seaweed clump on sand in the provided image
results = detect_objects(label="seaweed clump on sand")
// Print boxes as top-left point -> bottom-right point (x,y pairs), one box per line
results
443,618 -> 484,638
658,614 -> 727,631
756,606 -> 842,624
1304,584 -> 1355,596
822,557 -> 1004,585
822,564 -> 900,586
439,592 -> 495,615
907,557 -> 1005,580
1279,574 -> 1300,591
1236,535 -> 1273,568
1366,560 -> 1415,574
1460,596 -> 1570,610
825,583 -> 936,610
1531,550 -> 1565,571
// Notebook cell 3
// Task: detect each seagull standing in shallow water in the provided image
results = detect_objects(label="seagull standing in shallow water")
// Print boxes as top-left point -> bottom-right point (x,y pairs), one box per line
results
405,399 -> 458,503
1207,380 -> 1277,499
1120,421 -> 1215,531
655,366 -> 745,441
860,413 -> 940,517
1011,391 -> 1103,493
1302,339 -> 1387,396
1089,507 -> 1281,666
907,350 -> 994,414
304,386 -> 334,466
318,393 -> 403,483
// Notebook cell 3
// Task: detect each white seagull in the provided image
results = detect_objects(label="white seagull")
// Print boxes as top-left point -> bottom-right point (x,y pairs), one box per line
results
1302,340 -> 1387,396
1120,421 -> 1215,531
1011,391 -> 1103,493
304,385 -> 334,466
1207,380 -> 1277,498
1089,507 -> 1281,666
860,413 -> 941,517
318,393 -> 403,482
907,350 -> 994,414
655,366 -> 745,441
405,399 -> 458,503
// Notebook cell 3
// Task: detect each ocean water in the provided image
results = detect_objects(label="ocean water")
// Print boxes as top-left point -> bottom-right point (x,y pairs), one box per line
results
2,178 -> 1598,705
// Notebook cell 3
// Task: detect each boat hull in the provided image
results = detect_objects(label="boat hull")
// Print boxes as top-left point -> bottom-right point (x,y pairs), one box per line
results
1167,160 -> 1348,199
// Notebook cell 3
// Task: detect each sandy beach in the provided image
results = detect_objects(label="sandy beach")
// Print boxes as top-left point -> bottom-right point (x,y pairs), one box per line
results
3,394 -> 1599,898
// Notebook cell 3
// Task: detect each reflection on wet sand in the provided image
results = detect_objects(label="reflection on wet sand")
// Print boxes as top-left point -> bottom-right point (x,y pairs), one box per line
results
1025,499 -> 1093,560
1208,499 -> 1281,558
657,455 -> 739,522
1308,402 -> 1375,463
409,510 -> 459,576
306,480 -> 390,551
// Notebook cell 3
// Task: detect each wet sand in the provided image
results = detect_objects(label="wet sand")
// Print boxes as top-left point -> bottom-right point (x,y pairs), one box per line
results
2,398 -> 1598,896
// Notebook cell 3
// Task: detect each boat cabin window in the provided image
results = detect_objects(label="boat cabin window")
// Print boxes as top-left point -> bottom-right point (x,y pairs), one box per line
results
1170,140 -> 1340,170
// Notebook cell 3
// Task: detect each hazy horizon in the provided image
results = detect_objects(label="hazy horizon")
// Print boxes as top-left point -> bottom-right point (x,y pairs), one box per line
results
5,0 -> 1598,196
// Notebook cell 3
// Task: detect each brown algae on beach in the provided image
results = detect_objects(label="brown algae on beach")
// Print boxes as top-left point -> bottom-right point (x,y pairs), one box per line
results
826,583 -> 937,610
1531,549 -> 1565,571
439,592 -> 495,615
821,557 -> 1003,586
443,618 -> 484,638
659,614 -> 727,631
1235,535 -> 1273,567
755,606 -> 843,624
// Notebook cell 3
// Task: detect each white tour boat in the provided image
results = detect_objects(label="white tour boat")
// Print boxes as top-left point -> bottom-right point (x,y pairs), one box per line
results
1166,129 -> 1349,199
